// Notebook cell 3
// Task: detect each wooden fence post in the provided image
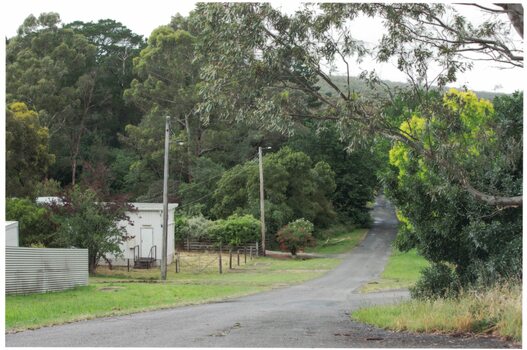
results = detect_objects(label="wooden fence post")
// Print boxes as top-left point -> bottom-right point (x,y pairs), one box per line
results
229,249 -> 232,269
250,246 -> 253,260
244,246 -> 247,264
256,241 -> 259,257
237,249 -> 240,266
218,244 -> 223,274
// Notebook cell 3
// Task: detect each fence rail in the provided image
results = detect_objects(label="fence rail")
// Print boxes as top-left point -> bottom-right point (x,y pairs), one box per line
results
181,240 -> 259,254
5,247 -> 88,295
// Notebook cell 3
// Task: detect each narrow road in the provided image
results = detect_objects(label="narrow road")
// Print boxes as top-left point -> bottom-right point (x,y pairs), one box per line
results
6,197 -> 515,347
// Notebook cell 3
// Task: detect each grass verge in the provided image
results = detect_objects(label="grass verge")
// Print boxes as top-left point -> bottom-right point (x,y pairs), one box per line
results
6,256 -> 340,332
353,283 -> 522,342
307,227 -> 368,254
360,248 -> 429,292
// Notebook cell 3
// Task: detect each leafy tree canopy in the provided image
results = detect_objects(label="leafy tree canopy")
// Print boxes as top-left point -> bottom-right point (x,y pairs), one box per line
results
212,147 -> 336,235
192,3 -> 523,207
385,90 -> 522,289
6,102 -> 55,197
51,186 -> 133,273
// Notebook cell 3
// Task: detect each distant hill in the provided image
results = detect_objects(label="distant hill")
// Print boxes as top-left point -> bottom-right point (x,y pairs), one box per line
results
317,75 -> 504,101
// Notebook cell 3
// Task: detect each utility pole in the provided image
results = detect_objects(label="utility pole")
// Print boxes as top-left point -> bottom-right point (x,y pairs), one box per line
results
161,116 -> 170,280
258,146 -> 266,256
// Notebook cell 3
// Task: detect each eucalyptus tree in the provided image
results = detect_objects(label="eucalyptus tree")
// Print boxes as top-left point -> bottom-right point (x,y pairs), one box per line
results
124,24 -> 199,158
65,19 -> 146,144
6,102 -> 55,197
7,14 -> 146,187
6,13 -> 97,186
192,3 -> 523,207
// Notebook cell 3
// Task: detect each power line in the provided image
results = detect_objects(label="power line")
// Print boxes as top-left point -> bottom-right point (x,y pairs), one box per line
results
177,192 -> 215,209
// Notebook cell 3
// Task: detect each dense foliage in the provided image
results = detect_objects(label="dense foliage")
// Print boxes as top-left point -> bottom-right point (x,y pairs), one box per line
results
177,214 -> 212,241
385,90 -> 522,295
6,198 -> 57,247
207,214 -> 260,247
51,186 -> 133,273
6,102 -> 55,197
212,147 -> 337,236
287,123 -> 381,226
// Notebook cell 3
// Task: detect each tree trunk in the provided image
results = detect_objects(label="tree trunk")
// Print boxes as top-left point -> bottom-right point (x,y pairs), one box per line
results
498,4 -> 524,38
89,254 -> 97,275
71,156 -> 77,186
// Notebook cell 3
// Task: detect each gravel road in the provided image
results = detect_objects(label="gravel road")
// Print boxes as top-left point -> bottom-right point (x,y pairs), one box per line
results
6,196 -> 517,348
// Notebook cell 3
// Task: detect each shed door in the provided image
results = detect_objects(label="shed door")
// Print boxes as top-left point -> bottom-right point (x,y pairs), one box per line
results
140,227 -> 154,257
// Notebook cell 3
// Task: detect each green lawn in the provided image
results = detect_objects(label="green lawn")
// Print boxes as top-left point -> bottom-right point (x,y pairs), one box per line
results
6,256 -> 340,331
360,248 -> 429,292
306,227 -> 368,254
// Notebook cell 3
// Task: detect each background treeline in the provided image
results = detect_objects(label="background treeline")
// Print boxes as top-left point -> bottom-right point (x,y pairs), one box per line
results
5,12 -> 382,250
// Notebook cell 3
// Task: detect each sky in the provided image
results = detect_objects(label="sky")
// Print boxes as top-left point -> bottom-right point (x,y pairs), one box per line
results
1,0 -> 525,93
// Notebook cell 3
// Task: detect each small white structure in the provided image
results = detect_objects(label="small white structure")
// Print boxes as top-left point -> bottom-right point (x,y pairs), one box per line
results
5,221 -> 19,247
106,203 -> 179,267
36,196 -> 64,205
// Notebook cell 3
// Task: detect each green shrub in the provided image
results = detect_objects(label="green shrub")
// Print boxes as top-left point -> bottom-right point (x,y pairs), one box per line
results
174,215 -> 188,243
182,215 -> 213,240
410,263 -> 460,299
207,214 -> 260,246
6,197 -> 57,247
276,218 -> 315,255
33,179 -> 62,197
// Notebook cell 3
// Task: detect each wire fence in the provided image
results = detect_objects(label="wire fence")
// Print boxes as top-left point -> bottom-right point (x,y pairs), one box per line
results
174,242 -> 259,274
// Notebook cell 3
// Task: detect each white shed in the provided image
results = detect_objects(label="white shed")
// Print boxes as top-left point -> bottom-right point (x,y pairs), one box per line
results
106,203 -> 179,268
5,221 -> 19,247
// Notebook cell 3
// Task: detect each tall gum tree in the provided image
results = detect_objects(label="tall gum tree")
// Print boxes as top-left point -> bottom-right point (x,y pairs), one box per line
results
7,13 -> 97,186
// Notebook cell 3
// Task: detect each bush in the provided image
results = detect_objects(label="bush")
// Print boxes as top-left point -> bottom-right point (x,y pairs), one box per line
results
207,214 -> 260,246
410,263 -> 460,299
174,215 -> 188,243
276,218 -> 315,256
181,215 -> 213,241
6,197 -> 57,247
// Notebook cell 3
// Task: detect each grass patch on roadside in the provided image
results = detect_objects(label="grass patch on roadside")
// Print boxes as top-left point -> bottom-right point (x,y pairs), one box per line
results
6,256 -> 340,331
353,283 -> 522,342
307,227 -> 368,254
360,248 -> 429,292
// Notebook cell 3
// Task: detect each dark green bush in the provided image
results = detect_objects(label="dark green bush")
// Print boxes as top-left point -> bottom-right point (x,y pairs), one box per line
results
410,263 -> 460,299
276,218 -> 315,255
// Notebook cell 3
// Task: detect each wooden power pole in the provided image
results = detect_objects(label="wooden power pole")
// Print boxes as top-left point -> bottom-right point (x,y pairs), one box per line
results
161,116 -> 170,280
258,146 -> 266,256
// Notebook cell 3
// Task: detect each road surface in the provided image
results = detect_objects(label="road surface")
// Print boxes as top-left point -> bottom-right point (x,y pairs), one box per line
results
6,197 -> 516,347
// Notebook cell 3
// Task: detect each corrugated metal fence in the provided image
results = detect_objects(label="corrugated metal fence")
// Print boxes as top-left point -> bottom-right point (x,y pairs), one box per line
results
5,247 -> 89,295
